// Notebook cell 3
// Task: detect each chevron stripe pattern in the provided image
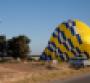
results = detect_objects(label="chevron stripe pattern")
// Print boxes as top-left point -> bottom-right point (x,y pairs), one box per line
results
40,20 -> 90,61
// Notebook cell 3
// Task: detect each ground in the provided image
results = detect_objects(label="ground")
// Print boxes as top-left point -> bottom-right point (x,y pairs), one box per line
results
0,61 -> 90,83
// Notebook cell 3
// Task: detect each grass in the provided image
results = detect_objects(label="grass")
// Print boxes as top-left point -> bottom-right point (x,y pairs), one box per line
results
12,63 -> 90,83
0,62 -> 90,83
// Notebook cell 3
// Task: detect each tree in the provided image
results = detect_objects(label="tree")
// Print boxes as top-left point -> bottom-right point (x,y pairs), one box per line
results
7,35 -> 31,60
0,35 -> 7,59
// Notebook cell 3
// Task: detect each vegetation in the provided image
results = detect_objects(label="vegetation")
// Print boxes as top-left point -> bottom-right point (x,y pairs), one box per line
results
0,35 -> 7,58
0,35 -> 31,61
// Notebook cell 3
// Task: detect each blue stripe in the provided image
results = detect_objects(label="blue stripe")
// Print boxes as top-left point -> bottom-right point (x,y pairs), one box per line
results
76,34 -> 82,44
47,46 -> 54,52
40,52 -> 47,60
40,52 -> 52,60
56,27 -> 60,32
70,27 -> 76,35
48,42 -> 56,52
58,34 -> 62,43
62,42 -> 69,50
67,39 -> 74,48
58,31 -> 66,43
76,47 -> 81,54
52,28 -> 60,38
57,48 -> 63,54
63,23 -> 70,29
68,20 -> 76,26
63,20 -> 76,29
71,49 -> 76,55
52,33 -> 57,37
61,31 -> 66,40
59,54 -> 65,61
50,42 -> 56,48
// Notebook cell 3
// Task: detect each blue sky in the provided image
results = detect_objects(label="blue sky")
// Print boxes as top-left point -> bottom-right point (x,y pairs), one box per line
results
0,0 -> 90,55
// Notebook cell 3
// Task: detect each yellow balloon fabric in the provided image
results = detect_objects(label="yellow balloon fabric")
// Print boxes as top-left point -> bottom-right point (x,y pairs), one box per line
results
40,20 -> 90,61
75,20 -> 90,55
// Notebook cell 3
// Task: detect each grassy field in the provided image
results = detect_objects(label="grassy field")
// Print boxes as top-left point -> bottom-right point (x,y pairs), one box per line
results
0,61 -> 90,83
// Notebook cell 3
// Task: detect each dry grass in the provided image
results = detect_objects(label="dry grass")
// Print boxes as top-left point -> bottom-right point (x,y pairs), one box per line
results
0,62 -> 90,83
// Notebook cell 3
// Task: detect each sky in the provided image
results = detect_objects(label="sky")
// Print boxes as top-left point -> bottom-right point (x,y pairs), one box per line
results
0,0 -> 90,55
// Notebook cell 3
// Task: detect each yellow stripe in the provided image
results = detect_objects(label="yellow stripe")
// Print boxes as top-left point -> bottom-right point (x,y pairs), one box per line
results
50,36 -> 59,47
67,51 -> 74,58
58,23 -> 72,38
70,36 -> 79,47
58,44 -> 67,52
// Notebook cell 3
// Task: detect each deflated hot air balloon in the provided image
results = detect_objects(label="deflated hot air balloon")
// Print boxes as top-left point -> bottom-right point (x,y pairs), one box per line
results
40,19 -> 90,61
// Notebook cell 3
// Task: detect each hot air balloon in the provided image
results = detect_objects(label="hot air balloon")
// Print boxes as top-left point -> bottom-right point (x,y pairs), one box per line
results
40,19 -> 90,62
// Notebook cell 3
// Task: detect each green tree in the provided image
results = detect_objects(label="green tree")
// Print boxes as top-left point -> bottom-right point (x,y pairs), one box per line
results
7,35 -> 31,60
0,35 -> 7,59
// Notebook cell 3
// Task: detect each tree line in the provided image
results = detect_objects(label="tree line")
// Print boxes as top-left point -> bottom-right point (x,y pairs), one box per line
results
0,35 -> 30,61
